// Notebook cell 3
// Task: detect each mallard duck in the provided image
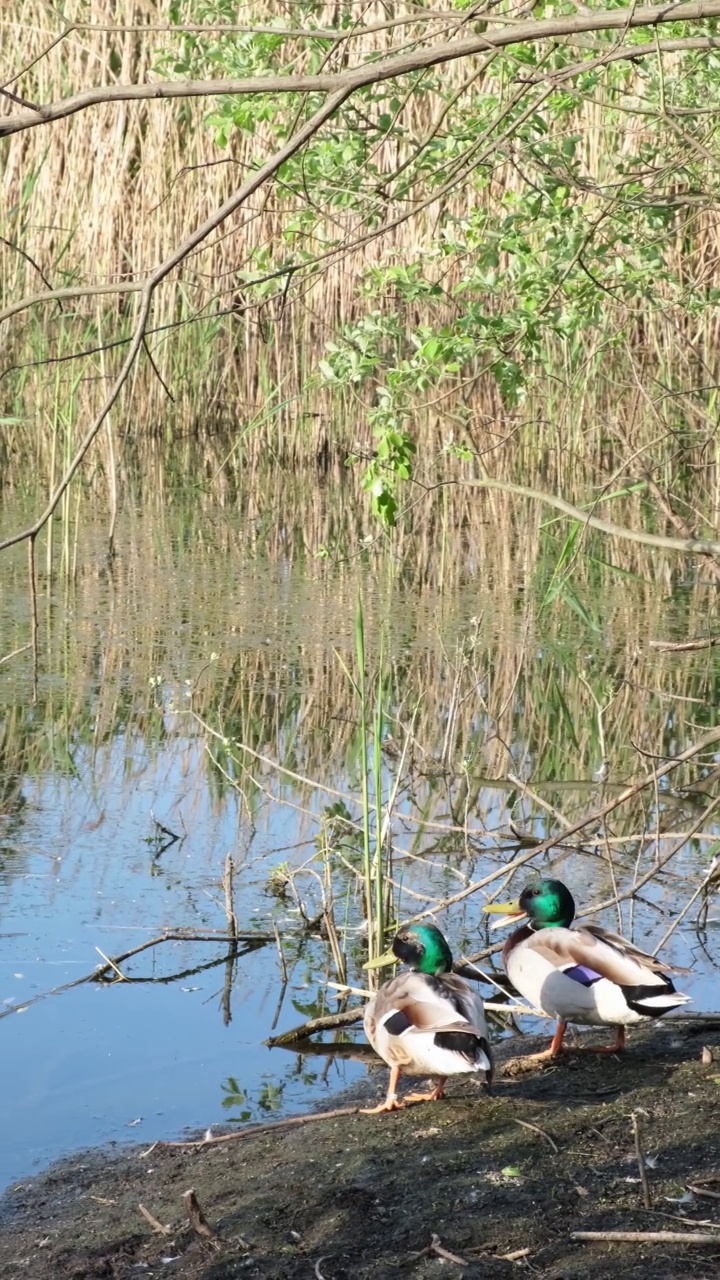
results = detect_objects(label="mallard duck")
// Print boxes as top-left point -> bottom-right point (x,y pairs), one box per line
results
484,878 -> 691,1058
361,923 -> 492,1113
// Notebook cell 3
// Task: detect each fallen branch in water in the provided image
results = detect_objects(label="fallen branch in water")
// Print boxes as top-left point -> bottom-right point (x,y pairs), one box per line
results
0,929 -> 272,1020
265,1006 -> 364,1045
91,929 -> 271,979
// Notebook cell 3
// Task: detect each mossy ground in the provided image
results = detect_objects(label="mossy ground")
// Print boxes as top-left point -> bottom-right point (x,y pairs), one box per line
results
2,1021 -> 720,1279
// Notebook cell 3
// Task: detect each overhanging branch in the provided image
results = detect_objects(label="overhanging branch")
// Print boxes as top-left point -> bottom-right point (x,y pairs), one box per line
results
3,2 -> 720,137
460,477 -> 720,556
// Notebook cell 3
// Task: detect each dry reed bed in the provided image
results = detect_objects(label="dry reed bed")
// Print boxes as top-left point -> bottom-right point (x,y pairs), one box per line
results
2,1 -> 720,503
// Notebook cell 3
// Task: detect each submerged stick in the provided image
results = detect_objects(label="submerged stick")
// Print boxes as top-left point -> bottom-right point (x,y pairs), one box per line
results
222,855 -> 238,940
92,929 -> 271,977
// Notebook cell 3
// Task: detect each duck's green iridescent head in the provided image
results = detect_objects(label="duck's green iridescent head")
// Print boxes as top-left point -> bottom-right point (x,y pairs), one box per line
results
392,924 -> 453,973
519,879 -> 575,929
483,877 -> 576,929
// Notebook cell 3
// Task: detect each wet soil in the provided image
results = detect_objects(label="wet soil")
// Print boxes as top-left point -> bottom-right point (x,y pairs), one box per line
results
2,1022 -> 720,1280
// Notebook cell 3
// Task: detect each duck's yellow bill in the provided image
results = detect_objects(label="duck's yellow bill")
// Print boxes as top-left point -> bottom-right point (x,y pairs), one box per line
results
483,898 -> 522,915
362,948 -> 396,970
482,899 -> 526,930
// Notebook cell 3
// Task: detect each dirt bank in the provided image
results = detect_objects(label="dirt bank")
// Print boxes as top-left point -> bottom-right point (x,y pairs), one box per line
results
2,1021 -> 720,1279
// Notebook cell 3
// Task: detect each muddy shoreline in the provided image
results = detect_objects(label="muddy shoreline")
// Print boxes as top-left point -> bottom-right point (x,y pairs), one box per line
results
2,1022 -> 720,1279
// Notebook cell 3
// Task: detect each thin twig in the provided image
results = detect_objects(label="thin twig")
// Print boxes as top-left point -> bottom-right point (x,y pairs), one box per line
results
514,1118 -> 559,1153
0,83 -> 357,555
687,1181 -> 720,1200
506,773 -> 574,829
632,1112 -> 652,1210
462,475 -> 720,556
138,1203 -> 172,1235
652,856 -> 720,956
571,1230 -> 720,1244
0,642 -> 32,666
581,796 -> 720,923
408,1234 -> 469,1265
429,1235 -> 469,1265
27,534 -> 38,702
162,1105 -> 362,1149
0,930 -> 272,1021
150,812 -> 180,845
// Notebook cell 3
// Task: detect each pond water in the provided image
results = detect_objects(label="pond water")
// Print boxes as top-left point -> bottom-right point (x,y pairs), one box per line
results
1,486 -> 719,1193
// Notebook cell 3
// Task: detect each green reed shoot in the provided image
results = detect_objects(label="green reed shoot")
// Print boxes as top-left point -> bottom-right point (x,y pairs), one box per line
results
372,636 -> 385,961
353,595 -> 374,957
334,594 -> 390,965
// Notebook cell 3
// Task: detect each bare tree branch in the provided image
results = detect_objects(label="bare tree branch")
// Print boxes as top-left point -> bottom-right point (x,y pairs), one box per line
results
0,280 -> 145,326
528,35 -> 720,86
4,4 -> 720,138
458,477 -> 720,556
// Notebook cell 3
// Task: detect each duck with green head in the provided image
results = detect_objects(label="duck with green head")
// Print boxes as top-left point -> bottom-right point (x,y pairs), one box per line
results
362,923 -> 492,1113
484,878 -> 690,1058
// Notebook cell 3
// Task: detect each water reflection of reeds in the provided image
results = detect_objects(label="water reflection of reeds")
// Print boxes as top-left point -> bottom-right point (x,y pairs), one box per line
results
2,489 -> 719,878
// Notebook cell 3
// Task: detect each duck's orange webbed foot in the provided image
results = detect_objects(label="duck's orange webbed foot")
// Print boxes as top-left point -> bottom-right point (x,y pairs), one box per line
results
404,1078 -> 447,1104
575,1027 -> 625,1055
502,1021 -> 569,1075
360,1096 -> 406,1114
361,1064 -> 406,1114
524,1019 -> 570,1061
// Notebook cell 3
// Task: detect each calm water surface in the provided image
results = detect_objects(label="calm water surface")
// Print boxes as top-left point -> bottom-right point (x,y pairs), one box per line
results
1,494 -> 719,1192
